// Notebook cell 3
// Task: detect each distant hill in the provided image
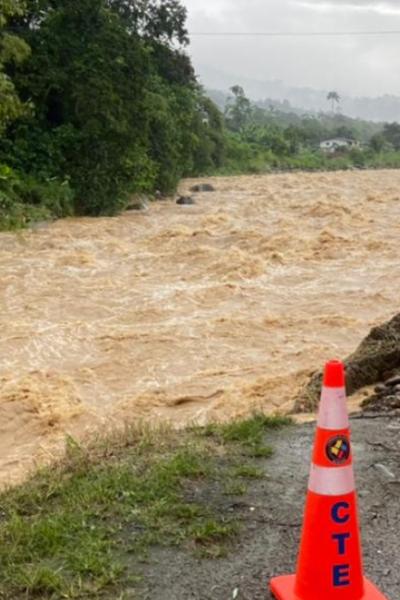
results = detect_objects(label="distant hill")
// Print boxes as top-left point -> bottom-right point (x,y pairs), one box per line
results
197,65 -> 400,123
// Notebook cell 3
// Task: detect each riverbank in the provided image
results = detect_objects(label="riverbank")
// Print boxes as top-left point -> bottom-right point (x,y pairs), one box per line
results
0,414 -> 397,599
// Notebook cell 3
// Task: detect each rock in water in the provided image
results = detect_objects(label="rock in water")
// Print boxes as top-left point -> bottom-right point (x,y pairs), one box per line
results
190,183 -> 215,193
374,383 -> 388,394
154,190 -> 166,201
384,375 -> 400,387
29,220 -> 53,231
126,195 -> 149,211
361,370 -> 400,413
294,312 -> 400,412
176,196 -> 195,206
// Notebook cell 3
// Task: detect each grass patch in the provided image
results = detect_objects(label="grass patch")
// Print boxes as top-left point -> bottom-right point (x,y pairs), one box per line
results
249,445 -> 274,458
200,413 -> 292,455
0,414 -> 291,599
223,481 -> 248,496
232,465 -> 265,479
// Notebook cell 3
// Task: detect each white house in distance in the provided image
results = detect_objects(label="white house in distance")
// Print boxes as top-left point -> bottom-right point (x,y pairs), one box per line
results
320,138 -> 361,153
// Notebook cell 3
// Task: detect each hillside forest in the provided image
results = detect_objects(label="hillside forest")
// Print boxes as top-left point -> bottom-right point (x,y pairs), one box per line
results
1,0 -> 400,229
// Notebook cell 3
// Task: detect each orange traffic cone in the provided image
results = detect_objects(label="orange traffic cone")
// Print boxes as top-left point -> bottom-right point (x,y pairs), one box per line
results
270,360 -> 389,600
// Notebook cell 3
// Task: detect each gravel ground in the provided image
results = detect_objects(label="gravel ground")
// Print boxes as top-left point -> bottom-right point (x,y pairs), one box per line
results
139,416 -> 400,600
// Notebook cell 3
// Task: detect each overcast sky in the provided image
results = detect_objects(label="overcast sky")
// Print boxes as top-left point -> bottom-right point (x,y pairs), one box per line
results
181,0 -> 400,97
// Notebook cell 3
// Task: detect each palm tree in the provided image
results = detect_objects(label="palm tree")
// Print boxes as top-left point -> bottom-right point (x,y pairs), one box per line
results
327,91 -> 341,113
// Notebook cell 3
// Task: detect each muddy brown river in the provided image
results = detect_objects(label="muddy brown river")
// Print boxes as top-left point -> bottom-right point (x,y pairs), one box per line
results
1,170 -> 399,486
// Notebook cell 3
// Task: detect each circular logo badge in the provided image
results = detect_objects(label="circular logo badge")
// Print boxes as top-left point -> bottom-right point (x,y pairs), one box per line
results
326,435 -> 351,464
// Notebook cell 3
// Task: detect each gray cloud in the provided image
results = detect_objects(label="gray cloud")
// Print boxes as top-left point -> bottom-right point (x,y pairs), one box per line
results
182,0 -> 400,98
300,0 -> 400,5
298,1 -> 400,15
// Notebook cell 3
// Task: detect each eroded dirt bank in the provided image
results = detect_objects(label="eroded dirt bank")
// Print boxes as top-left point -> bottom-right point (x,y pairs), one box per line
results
1,170 -> 400,485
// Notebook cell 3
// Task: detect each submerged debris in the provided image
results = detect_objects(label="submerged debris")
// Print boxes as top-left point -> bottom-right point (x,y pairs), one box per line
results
176,196 -> 196,206
190,183 -> 215,192
126,195 -> 149,211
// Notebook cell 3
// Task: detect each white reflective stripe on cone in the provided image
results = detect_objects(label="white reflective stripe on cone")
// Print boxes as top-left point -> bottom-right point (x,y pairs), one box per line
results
317,386 -> 349,430
308,464 -> 355,496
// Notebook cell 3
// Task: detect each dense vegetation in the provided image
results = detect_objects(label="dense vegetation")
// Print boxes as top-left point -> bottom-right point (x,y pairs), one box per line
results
220,86 -> 400,175
0,0 -> 224,228
1,1 -> 400,230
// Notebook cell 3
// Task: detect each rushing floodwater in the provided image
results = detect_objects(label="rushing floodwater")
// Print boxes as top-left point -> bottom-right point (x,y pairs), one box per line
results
1,170 -> 399,486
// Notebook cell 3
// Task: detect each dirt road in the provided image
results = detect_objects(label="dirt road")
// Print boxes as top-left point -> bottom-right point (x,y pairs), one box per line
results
139,416 -> 400,600
1,170 -> 400,485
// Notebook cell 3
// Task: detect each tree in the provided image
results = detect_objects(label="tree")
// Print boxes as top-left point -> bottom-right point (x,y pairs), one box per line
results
327,91 -> 341,114
334,125 -> 355,140
3,0 -> 223,215
381,122 -> 400,151
106,0 -> 189,45
370,133 -> 387,152
370,133 -> 386,153
12,0 -> 154,214
225,85 -> 252,132
0,0 -> 30,132
284,125 -> 305,154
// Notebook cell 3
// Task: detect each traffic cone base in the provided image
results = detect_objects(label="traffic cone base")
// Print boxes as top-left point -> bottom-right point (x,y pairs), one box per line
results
270,575 -> 389,600
269,361 -> 389,600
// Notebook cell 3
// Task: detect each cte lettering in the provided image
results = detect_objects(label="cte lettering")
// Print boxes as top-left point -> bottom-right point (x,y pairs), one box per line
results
331,502 -> 351,587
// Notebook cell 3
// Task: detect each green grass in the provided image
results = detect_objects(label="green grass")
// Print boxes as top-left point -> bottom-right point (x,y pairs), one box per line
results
199,413 -> 292,457
231,465 -> 264,479
0,414 -> 291,599
214,148 -> 400,177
